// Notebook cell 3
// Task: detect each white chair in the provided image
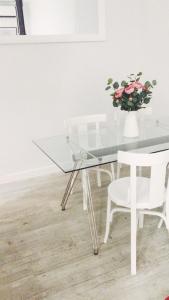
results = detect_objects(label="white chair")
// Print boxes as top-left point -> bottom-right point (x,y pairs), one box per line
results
64,114 -> 116,210
104,150 -> 169,275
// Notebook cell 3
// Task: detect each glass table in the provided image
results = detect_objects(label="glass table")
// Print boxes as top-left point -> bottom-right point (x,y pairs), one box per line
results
33,116 -> 169,255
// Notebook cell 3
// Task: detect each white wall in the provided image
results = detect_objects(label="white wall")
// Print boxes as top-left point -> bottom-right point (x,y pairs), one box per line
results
0,0 -> 169,182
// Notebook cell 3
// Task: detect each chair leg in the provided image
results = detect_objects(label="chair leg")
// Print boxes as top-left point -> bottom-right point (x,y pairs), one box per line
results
110,163 -> 115,181
131,208 -> 137,275
158,203 -> 166,228
116,163 -> 121,179
104,197 -> 112,243
138,166 -> 142,177
139,213 -> 144,229
96,167 -> 101,187
81,170 -> 88,211
165,218 -> 169,230
158,218 -> 164,229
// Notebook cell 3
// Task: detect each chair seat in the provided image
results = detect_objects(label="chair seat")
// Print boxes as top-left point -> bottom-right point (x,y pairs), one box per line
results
108,176 -> 165,209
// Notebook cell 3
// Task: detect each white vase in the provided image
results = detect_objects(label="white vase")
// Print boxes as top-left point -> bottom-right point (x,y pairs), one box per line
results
123,111 -> 139,138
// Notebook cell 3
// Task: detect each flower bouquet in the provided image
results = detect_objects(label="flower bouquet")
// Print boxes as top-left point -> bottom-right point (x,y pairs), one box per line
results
105,72 -> 157,137
105,72 -> 157,111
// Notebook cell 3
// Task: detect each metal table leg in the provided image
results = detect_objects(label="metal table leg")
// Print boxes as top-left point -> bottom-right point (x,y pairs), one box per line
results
61,165 -> 79,211
61,161 -> 99,255
84,170 -> 99,255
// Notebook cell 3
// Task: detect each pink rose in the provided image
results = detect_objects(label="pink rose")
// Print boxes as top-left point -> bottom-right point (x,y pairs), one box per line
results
133,81 -> 144,89
114,88 -> 124,98
125,84 -> 134,94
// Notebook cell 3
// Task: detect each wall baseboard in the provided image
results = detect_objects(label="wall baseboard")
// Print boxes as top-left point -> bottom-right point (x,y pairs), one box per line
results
0,165 -> 61,185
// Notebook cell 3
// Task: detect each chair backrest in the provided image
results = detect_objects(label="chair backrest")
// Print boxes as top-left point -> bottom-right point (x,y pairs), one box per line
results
118,150 -> 169,208
65,114 -> 107,135
64,114 -> 107,149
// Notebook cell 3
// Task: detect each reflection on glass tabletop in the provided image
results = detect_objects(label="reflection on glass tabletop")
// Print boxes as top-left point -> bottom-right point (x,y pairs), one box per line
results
33,117 -> 169,173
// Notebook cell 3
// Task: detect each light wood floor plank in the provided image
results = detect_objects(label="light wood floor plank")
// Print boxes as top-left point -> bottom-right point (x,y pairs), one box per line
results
0,169 -> 169,299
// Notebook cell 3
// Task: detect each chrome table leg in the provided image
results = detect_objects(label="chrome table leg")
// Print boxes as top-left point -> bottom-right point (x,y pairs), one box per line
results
61,166 -> 79,211
61,157 -> 99,255
85,170 -> 99,255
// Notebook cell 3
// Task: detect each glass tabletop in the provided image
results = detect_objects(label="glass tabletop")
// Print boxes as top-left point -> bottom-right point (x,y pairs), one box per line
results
33,116 -> 169,173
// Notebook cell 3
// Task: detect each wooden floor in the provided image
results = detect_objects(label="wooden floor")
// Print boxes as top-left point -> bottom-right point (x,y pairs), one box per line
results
0,169 -> 169,300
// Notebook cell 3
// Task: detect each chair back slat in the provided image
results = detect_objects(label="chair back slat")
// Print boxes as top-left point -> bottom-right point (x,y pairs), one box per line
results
65,114 -> 106,134
64,114 -> 107,149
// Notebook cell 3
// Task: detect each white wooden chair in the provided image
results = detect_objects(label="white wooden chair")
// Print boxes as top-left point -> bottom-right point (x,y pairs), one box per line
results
64,114 -> 116,210
104,150 -> 169,275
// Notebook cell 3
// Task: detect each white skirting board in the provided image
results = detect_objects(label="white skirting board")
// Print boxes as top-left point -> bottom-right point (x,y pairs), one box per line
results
0,165 -> 61,185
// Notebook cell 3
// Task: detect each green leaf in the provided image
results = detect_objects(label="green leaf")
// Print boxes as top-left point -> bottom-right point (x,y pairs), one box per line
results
144,97 -> 151,104
121,96 -> 127,102
132,91 -> 138,97
145,81 -> 151,88
127,101 -> 134,107
110,93 -> 114,96
105,86 -> 111,90
121,102 -> 130,111
137,106 -> 143,110
113,82 -> 119,89
121,80 -> 127,87
152,80 -> 157,86
146,90 -> 152,94
122,94 -> 129,101
107,78 -> 113,85
136,77 -> 140,81
137,72 -> 142,76
133,97 -> 139,104
113,100 -> 118,107
140,91 -> 147,98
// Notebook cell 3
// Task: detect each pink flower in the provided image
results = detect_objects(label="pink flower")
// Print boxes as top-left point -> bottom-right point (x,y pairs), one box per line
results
114,88 -> 124,98
125,84 -> 134,94
133,81 -> 144,89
